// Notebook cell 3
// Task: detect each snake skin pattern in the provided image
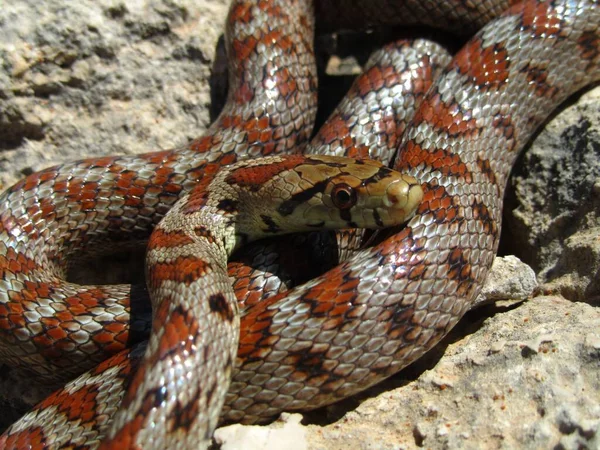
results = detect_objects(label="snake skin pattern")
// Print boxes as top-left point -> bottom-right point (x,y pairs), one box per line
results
106,154 -> 423,448
1,0 -> 599,448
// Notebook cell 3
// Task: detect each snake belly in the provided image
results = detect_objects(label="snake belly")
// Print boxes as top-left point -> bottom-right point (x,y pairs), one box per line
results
0,0 -> 599,449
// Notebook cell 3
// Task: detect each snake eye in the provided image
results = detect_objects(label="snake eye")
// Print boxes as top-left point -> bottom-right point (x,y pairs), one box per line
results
331,183 -> 357,210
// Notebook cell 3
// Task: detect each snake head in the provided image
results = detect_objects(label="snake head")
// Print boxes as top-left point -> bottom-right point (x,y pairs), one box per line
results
298,155 -> 423,230
232,155 -> 423,241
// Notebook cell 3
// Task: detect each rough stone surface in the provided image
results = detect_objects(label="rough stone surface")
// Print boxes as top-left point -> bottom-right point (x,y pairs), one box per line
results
0,0 -> 229,189
1,1 -> 599,449
215,413 -> 308,450
505,88 -> 600,304
303,296 -> 600,450
473,255 -> 538,308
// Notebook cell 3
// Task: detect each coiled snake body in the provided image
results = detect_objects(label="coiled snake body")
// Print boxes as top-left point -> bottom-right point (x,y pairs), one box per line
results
0,0 -> 598,448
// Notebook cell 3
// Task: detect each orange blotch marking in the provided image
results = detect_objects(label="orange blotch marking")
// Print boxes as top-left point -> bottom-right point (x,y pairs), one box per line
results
234,82 -> 255,104
89,156 -> 119,169
93,330 -> 116,346
238,292 -> 286,359
521,64 -> 559,99
220,115 -> 243,130
64,180 -> 101,211
517,0 -> 563,38
314,114 -> 351,146
148,228 -> 194,250
152,167 -> 174,189
267,67 -> 296,98
578,30 -> 600,62
416,185 -> 463,228
228,2 -> 252,27
154,304 -> 199,362
92,348 -> 131,376
0,426 -> 46,449
298,267 -> 360,327
142,149 -> 177,165
345,145 -> 371,159
219,152 -> 238,166
46,383 -> 99,422
105,321 -> 126,334
189,135 -> 214,153
232,35 -> 258,62
398,141 -> 471,182
412,93 -> 479,138
353,64 -> 402,97
452,39 -> 509,89
181,177 -> 214,214
147,256 -> 211,288
226,154 -> 307,190
0,248 -> 38,278
39,197 -> 56,218
21,169 -> 58,192
98,418 -> 144,450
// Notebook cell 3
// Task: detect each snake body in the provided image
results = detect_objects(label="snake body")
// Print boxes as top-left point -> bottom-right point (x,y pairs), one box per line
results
0,0 -> 599,448
106,154 -> 422,448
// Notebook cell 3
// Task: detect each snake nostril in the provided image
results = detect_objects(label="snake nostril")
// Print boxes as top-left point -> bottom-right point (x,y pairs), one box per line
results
385,180 -> 410,209
384,177 -> 424,217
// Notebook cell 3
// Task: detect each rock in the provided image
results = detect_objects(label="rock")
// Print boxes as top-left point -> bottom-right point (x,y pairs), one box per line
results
505,88 -> 600,304
214,413 -> 308,450
0,1 -> 599,449
473,255 -> 538,308
0,0 -> 230,190
303,296 -> 600,450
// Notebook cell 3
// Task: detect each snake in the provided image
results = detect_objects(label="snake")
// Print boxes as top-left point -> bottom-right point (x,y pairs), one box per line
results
0,0 -> 599,448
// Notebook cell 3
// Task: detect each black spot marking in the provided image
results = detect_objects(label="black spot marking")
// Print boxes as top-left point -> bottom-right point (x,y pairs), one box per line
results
340,208 -> 358,228
209,293 -> 234,322
476,156 -> 497,186
373,209 -> 384,228
194,225 -> 215,242
261,214 -> 281,233
153,386 -> 167,407
360,166 -> 392,186
340,209 -> 352,223
307,221 -> 325,228
217,198 -> 238,213
168,398 -> 199,433
446,247 -> 474,296
471,199 -> 498,238
203,344 -> 211,363
278,180 -> 327,216
205,380 -> 217,404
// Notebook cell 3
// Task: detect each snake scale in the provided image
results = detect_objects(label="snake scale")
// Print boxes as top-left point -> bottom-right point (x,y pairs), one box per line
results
0,0 -> 599,448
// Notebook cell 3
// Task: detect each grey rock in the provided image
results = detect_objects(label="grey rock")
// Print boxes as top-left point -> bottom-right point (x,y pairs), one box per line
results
304,296 -> 600,450
0,1 -> 599,449
0,0 -> 229,190
473,255 -> 538,308
505,88 -> 600,303
215,413 -> 308,450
